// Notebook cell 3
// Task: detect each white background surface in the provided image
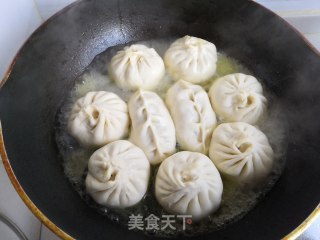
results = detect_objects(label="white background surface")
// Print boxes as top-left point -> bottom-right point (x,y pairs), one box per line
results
0,0 -> 319,239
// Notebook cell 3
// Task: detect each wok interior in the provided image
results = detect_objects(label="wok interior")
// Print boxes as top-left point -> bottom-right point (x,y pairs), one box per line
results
1,0 -> 320,239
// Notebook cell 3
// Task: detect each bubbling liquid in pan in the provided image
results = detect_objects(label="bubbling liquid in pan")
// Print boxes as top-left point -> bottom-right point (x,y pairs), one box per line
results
55,38 -> 287,237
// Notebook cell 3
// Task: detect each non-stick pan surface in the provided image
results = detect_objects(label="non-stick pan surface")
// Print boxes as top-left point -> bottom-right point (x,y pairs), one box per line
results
1,0 -> 320,239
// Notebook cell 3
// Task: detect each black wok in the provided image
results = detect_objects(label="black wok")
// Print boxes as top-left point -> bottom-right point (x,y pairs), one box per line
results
1,0 -> 320,239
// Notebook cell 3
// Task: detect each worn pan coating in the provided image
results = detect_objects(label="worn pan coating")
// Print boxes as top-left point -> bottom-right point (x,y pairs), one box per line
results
1,0 -> 320,239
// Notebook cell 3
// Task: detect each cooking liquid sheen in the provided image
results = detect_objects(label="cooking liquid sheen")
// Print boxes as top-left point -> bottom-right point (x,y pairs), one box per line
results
55,39 -> 287,237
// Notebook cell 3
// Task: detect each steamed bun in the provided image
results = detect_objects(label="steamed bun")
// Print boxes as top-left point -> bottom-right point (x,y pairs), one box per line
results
209,73 -> 266,124
164,36 -> 217,83
166,80 -> 217,154
155,151 -> 223,221
85,140 -> 150,208
110,44 -> 165,91
68,91 -> 129,148
129,90 -> 176,165
209,122 -> 273,184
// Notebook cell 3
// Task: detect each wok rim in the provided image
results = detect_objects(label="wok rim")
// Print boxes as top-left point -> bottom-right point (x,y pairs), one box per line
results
0,123 -> 73,240
0,1 -> 320,239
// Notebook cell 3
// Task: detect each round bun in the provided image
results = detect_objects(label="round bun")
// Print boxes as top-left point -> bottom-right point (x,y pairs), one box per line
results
155,151 -> 223,221
209,73 -> 266,124
110,44 -> 165,90
68,91 -> 129,148
164,36 -> 217,83
129,90 -> 176,165
85,140 -> 150,208
166,80 -> 217,154
209,122 -> 273,183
